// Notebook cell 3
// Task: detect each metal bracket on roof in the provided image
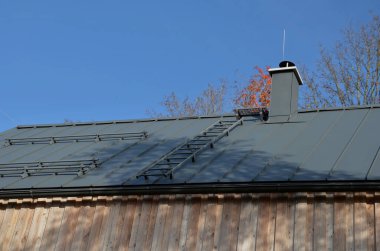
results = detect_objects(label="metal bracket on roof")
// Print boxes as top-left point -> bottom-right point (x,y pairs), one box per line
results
3,131 -> 148,146
136,118 -> 244,180
3,139 -> 11,147
0,159 -> 99,178
234,107 -> 269,121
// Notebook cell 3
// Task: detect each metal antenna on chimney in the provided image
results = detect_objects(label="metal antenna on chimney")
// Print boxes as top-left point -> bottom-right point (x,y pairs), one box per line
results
282,29 -> 286,60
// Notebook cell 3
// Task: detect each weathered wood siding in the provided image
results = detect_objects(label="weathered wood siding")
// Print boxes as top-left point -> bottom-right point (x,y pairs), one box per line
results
0,192 -> 378,250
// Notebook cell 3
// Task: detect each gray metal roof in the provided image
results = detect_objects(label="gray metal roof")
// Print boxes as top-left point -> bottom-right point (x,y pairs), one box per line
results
0,106 -> 380,191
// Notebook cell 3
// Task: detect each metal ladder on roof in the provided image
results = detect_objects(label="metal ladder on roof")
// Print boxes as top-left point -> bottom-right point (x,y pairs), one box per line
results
136,118 -> 244,180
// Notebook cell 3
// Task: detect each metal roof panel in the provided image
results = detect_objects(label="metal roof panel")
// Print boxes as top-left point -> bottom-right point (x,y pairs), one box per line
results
0,107 -> 379,191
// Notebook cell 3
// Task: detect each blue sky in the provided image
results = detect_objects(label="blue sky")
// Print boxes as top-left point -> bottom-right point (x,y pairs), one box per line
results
0,0 -> 379,131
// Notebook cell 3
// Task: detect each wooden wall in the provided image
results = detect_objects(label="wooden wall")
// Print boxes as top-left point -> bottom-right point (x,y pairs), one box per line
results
0,192 -> 378,251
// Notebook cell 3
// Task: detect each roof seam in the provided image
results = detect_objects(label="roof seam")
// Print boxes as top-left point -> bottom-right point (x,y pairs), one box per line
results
251,112 -> 319,181
365,145 -> 380,179
289,110 -> 345,180
327,108 -> 371,179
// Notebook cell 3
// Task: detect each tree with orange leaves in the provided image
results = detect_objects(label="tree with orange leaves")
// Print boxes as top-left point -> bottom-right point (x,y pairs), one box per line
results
234,66 -> 272,108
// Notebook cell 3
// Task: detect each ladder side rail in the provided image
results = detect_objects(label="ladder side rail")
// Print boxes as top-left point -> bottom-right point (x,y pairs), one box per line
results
212,118 -> 244,144
164,118 -> 244,178
135,121 -> 222,178
135,137 -> 195,178
136,119 -> 246,179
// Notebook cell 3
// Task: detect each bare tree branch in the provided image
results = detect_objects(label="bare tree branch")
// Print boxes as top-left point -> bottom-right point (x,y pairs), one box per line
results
148,82 -> 227,118
302,15 -> 380,108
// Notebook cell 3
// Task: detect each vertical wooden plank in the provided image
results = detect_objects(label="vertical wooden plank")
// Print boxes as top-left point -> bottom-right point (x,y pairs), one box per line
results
305,194 -> 314,251
354,193 -> 368,251
167,195 -> 185,251
0,206 -> 20,251
40,203 -> 65,251
55,203 -> 81,250
95,200 -> 113,250
132,196 -> 154,250
256,195 -> 270,251
86,200 -> 108,251
185,195 -> 202,250
366,193 -> 375,251
71,201 -> 96,251
24,202 -> 50,250
333,193 -> 347,251
274,194 -> 295,251
294,193 -> 307,251
35,203 -> 50,250
102,199 -> 122,250
179,195 -> 192,250
267,195 -> 277,251
114,197 -> 138,250
157,195 -> 174,251
313,193 -> 327,251
105,198 -> 128,250
345,193 -> 354,251
160,195 -> 176,251
149,196 -> 169,251
126,196 -> 143,250
237,194 -> 256,251
8,205 -> 35,251
375,193 -> 380,251
200,195 -> 218,251
326,193 -> 334,251
212,195 -> 224,251
218,194 -> 233,251
0,204 -> 6,228
230,194 -> 242,251
274,195 -> 287,251
142,196 -> 160,251
287,195 -> 296,251
195,195 -> 208,251
256,194 -> 277,251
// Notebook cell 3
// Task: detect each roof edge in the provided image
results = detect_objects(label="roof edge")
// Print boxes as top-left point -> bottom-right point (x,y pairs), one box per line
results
2,181 -> 380,199
299,104 -> 380,113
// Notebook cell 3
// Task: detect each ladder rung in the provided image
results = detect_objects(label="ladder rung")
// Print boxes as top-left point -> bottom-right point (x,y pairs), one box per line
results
157,162 -> 181,165
143,168 -> 171,171
139,173 -> 167,177
170,153 -> 192,156
180,146 -> 200,149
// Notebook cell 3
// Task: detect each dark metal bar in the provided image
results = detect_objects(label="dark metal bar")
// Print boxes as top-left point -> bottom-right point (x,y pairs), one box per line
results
3,131 -> 148,146
0,159 -> 99,178
1,181 -> 380,199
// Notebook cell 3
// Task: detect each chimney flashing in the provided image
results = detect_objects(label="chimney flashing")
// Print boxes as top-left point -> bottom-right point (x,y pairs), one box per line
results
268,66 -> 303,85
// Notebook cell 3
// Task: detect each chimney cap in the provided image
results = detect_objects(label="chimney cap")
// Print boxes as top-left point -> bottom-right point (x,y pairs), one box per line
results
268,61 -> 303,85
279,60 -> 295,68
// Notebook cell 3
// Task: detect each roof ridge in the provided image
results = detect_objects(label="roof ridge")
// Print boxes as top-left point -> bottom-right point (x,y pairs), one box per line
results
16,114 -> 236,129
